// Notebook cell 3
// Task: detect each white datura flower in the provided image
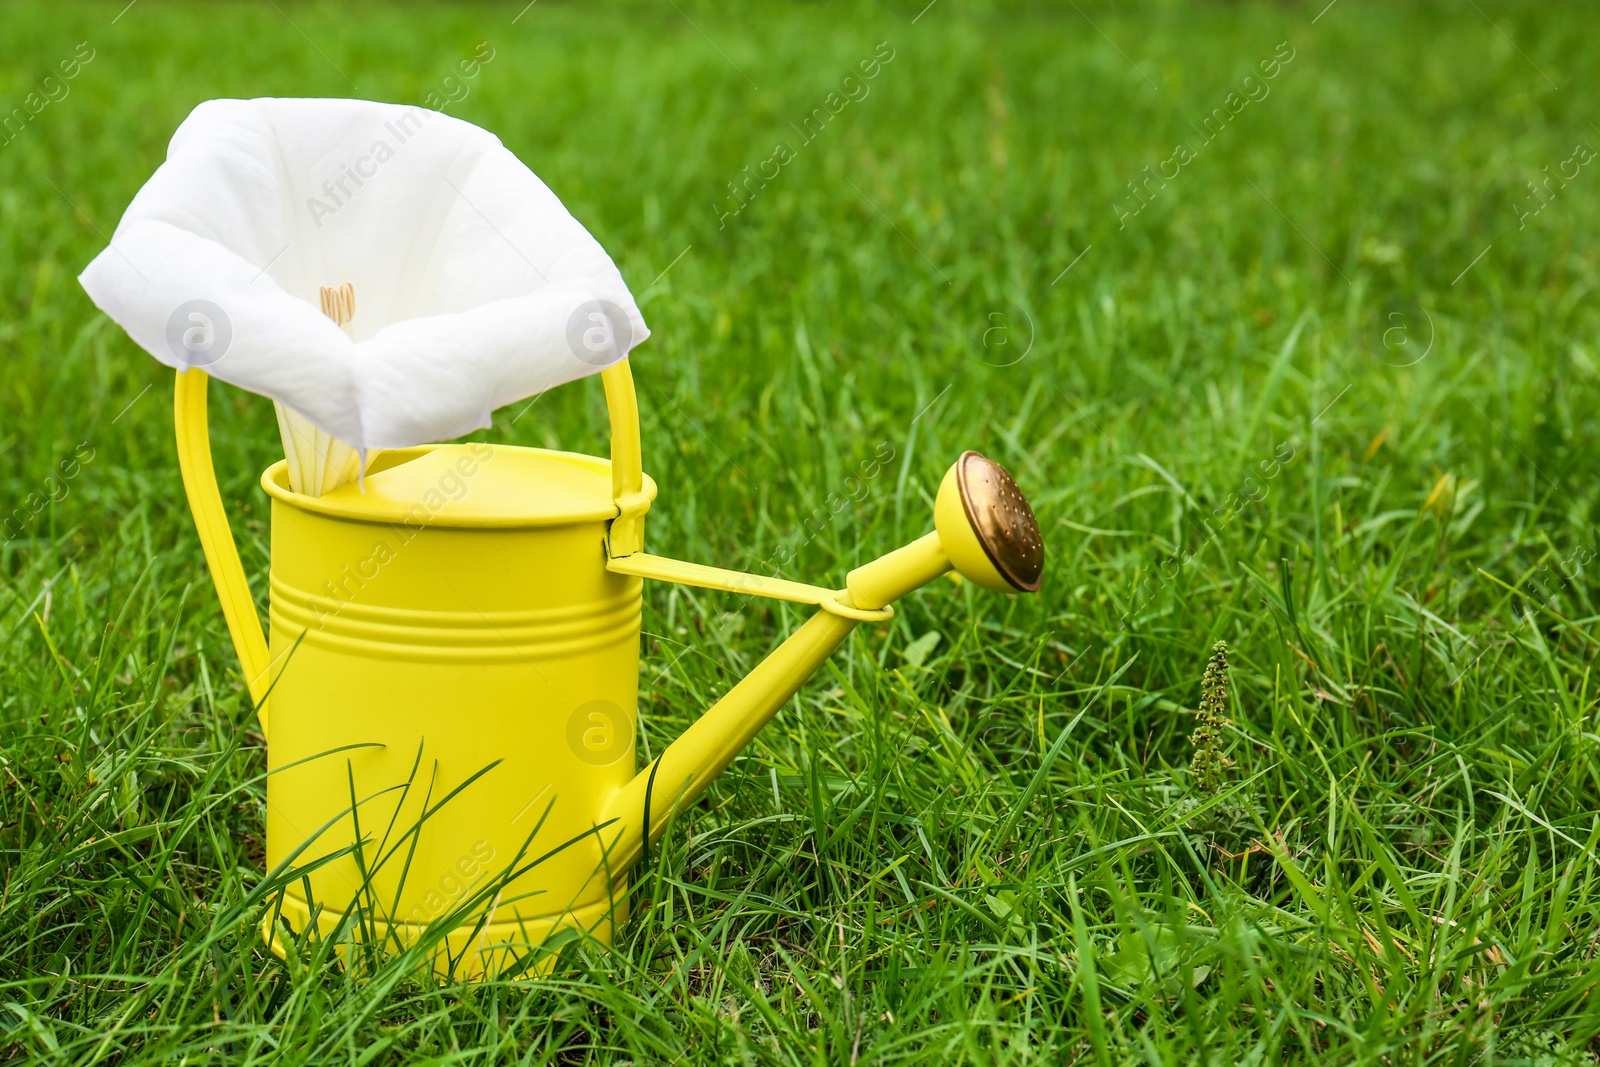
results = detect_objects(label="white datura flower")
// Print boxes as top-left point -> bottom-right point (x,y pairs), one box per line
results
79,97 -> 648,494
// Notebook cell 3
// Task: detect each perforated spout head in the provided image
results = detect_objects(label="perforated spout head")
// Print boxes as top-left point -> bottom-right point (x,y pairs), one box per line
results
934,451 -> 1044,593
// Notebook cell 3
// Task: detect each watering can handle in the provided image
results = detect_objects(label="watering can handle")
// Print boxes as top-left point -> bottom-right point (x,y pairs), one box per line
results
172,359 -> 648,734
173,369 -> 274,724
599,360 -> 648,556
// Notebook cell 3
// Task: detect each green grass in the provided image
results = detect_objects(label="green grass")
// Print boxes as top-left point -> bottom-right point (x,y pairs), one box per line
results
4,0 -> 1600,1061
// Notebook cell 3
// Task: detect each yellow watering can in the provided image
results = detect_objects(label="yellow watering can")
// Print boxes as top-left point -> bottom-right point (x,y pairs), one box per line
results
173,359 -> 1043,978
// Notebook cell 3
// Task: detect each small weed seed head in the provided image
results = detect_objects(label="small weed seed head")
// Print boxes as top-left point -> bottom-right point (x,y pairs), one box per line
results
1189,640 -> 1235,793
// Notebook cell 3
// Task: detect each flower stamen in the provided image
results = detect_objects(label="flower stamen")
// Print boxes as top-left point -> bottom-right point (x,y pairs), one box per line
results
319,282 -> 356,332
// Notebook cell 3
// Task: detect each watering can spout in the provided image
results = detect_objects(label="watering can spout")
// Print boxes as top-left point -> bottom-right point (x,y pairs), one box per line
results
597,451 -> 1042,872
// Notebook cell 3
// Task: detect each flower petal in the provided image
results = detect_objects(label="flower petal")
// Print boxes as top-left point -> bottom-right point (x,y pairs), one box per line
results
79,97 -> 648,450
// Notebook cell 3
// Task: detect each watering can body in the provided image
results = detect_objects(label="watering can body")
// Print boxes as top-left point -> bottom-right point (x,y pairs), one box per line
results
173,359 -> 1043,979
262,444 -> 651,974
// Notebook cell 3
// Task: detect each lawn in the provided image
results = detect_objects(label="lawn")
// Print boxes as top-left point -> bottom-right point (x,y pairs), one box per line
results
3,0 -> 1600,1062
